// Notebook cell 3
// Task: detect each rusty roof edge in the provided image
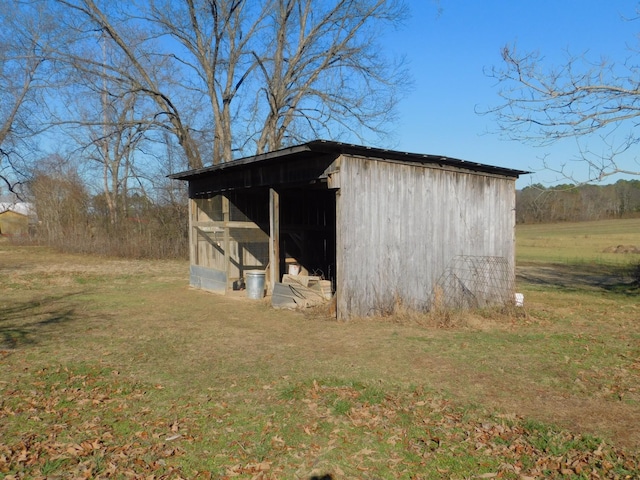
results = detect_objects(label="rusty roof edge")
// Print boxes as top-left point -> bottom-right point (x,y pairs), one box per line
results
168,140 -> 530,180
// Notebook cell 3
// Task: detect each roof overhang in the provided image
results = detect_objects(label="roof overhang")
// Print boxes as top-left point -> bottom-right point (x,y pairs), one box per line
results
169,140 -> 529,184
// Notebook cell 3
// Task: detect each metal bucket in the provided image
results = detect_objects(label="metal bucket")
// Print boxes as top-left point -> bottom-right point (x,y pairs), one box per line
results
245,270 -> 266,299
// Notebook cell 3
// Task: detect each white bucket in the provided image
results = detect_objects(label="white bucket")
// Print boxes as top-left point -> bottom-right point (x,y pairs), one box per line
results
288,264 -> 300,275
246,270 -> 266,299
515,293 -> 524,307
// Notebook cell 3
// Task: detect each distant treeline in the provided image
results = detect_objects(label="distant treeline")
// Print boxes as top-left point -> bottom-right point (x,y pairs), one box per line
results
516,179 -> 640,224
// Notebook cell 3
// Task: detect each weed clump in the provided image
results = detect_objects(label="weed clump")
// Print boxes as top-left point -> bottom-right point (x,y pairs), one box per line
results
369,293 -> 528,329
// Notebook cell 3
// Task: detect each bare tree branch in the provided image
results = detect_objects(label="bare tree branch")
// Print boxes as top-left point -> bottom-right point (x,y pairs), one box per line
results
52,0 -> 407,168
483,29 -> 640,183
0,0 -> 55,193
254,0 -> 408,153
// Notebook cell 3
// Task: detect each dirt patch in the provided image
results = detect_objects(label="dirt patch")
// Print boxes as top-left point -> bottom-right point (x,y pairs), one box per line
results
516,262 -> 635,291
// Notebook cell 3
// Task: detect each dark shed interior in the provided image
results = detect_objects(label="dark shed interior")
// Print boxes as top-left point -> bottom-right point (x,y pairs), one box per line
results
174,143 -> 342,292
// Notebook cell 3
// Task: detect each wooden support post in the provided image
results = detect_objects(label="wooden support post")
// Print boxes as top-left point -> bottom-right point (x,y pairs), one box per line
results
269,188 -> 280,294
188,198 -> 197,266
334,189 -> 342,320
222,195 -> 230,289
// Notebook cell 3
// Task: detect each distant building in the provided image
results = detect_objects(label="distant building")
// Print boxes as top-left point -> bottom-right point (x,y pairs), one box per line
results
0,202 -> 33,237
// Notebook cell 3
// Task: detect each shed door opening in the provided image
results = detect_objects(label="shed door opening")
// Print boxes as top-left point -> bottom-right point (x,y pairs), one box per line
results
278,187 -> 336,288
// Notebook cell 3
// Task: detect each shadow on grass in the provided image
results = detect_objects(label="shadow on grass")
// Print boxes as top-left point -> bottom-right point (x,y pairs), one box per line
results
517,262 -> 639,295
0,292 -> 87,350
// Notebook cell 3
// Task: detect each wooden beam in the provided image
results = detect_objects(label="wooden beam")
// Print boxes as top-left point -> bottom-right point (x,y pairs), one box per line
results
189,154 -> 338,196
192,220 -> 264,229
334,189 -> 342,320
222,195 -> 230,289
269,188 -> 280,294
189,198 -> 197,266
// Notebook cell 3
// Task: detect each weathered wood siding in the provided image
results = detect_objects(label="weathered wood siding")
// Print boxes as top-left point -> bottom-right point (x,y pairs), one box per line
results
336,156 -> 516,319
190,194 -> 269,291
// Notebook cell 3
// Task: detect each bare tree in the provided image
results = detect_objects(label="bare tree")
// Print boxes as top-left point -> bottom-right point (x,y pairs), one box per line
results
0,1 -> 53,194
55,0 -> 206,169
485,35 -> 640,183
53,0 -> 407,167
87,91 -> 152,227
254,0 -> 407,153
0,0 -> 408,257
30,154 -> 90,244
143,0 -> 267,164
70,70 -> 155,226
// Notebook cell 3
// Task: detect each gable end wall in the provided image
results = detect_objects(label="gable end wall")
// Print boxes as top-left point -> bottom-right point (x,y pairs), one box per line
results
335,155 -> 516,318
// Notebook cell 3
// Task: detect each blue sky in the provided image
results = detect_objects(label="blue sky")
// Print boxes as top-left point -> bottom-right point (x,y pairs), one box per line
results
385,0 -> 639,187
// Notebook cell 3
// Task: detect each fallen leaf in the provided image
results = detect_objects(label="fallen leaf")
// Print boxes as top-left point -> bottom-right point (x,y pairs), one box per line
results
355,448 -> 376,456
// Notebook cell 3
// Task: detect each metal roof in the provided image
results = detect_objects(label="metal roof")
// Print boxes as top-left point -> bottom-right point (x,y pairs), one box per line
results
169,140 -> 529,180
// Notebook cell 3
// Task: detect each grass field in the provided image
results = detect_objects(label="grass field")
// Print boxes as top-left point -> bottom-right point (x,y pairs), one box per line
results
517,218 -> 640,266
1,219 -> 639,479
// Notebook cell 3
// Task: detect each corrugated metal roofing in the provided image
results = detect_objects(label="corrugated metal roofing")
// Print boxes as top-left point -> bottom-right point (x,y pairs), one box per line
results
169,140 -> 529,180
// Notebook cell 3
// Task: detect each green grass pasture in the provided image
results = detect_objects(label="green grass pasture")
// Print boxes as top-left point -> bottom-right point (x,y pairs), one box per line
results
517,218 -> 640,266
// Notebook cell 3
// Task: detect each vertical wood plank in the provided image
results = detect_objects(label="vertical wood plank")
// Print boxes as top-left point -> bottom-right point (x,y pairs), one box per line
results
269,188 -> 280,294
222,195 -> 230,289
334,186 -> 343,320
189,198 -> 197,266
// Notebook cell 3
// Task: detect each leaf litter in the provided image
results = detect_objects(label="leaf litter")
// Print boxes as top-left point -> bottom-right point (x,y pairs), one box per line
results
3,364 -> 638,479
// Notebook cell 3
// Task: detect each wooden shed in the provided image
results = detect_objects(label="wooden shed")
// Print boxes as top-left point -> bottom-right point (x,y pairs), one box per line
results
170,140 -> 527,319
